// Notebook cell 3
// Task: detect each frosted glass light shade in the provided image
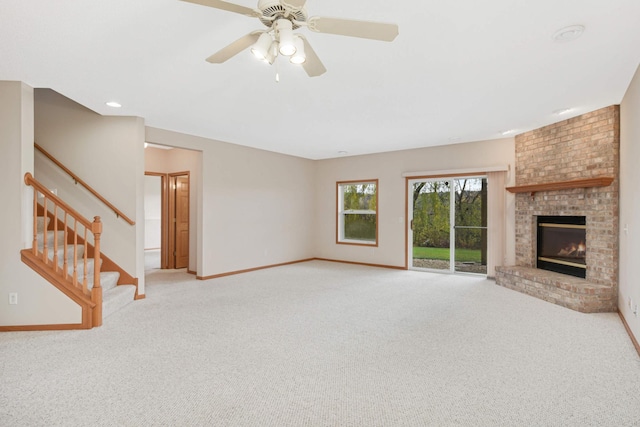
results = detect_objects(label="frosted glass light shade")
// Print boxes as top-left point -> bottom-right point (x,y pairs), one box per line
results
276,19 -> 296,56
251,32 -> 273,60
290,36 -> 306,64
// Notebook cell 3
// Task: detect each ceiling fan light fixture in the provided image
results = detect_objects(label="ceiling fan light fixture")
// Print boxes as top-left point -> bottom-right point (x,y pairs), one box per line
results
290,36 -> 306,64
250,32 -> 273,60
276,19 -> 296,56
187,0 -> 399,77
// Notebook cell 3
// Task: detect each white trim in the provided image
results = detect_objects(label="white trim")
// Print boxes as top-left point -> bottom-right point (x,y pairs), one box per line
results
402,165 -> 509,178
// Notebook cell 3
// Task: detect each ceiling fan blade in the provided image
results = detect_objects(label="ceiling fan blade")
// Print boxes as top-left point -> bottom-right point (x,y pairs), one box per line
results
206,32 -> 262,63
299,35 -> 326,77
307,16 -> 399,42
180,0 -> 261,17
281,0 -> 307,10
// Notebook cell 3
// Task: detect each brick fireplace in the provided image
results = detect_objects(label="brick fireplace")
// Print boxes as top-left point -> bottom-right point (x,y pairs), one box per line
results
495,106 -> 619,313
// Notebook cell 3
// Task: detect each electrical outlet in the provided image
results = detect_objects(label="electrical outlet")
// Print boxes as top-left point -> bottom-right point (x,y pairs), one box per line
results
9,293 -> 18,305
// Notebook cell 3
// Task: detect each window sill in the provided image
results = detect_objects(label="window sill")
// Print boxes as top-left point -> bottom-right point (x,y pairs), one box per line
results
337,240 -> 378,247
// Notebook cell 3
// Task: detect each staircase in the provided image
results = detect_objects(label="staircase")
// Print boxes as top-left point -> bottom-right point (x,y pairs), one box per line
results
37,225 -> 137,319
21,172 -> 138,329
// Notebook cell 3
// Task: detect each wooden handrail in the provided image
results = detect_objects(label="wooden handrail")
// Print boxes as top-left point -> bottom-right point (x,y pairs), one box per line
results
25,173 -> 93,229
34,143 -> 135,225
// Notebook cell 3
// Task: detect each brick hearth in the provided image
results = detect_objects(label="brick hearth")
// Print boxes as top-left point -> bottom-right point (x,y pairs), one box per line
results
496,106 -> 620,313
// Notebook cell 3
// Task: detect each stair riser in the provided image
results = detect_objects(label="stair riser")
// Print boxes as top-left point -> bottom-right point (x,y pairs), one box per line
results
103,285 -> 136,319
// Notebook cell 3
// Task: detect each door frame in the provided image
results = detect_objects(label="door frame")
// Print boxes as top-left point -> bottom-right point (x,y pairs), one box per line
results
405,173 -> 487,273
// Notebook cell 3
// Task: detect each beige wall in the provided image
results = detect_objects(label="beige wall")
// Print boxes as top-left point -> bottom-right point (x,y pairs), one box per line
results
620,64 -> 640,342
0,81 -> 81,326
314,139 -> 516,267
7,75 -> 634,338
33,89 -> 147,294
144,146 -> 201,272
145,127 -> 316,278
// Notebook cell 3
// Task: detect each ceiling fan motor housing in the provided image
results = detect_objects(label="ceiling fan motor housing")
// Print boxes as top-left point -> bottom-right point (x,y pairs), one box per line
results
257,0 -> 307,29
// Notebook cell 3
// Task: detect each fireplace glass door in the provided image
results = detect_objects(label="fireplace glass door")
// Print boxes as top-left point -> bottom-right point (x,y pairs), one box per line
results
537,216 -> 586,278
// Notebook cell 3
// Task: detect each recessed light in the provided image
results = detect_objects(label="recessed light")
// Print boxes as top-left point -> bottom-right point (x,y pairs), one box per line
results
338,151 -> 348,155
552,25 -> 585,43
553,108 -> 574,116
501,129 -> 517,136
105,101 -> 122,108
448,136 -> 461,142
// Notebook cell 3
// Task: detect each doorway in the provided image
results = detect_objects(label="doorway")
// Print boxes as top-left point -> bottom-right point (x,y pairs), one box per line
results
144,171 -> 190,270
144,173 -> 167,270
408,176 -> 487,274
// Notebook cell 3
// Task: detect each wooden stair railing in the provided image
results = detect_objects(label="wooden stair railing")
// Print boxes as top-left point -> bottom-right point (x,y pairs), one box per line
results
23,172 -> 103,327
34,143 -> 135,225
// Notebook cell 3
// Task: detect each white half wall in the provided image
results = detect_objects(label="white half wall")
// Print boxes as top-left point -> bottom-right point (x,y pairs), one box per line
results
0,81 -> 81,327
620,63 -> 640,342
314,139 -> 516,268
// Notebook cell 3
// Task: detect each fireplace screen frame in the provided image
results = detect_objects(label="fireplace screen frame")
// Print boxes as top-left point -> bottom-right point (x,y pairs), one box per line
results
536,215 -> 586,278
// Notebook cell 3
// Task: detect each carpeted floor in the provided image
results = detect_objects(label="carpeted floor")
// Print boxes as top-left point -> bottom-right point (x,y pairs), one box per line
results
1,260 -> 639,426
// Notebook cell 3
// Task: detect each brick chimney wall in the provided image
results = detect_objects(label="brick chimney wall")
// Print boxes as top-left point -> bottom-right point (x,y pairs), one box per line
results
514,105 -> 619,287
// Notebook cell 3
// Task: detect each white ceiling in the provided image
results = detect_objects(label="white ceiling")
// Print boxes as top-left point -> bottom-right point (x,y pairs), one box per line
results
1,0 -> 639,160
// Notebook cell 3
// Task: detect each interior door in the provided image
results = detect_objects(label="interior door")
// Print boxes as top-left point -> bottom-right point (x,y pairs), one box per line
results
168,173 -> 189,269
174,175 -> 189,269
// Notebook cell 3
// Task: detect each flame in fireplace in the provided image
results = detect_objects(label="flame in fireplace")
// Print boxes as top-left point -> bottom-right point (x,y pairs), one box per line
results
557,241 -> 586,257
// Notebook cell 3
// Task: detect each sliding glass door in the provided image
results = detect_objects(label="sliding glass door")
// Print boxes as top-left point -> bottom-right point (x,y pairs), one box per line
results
409,177 -> 487,275
411,180 -> 451,272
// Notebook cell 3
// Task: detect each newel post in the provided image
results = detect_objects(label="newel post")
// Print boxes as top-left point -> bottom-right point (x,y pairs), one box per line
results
91,216 -> 103,327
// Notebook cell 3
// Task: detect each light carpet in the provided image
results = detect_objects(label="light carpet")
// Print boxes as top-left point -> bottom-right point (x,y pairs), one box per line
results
1,260 -> 639,426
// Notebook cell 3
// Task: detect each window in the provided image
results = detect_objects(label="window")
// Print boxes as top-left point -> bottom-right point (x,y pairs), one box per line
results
337,180 -> 378,246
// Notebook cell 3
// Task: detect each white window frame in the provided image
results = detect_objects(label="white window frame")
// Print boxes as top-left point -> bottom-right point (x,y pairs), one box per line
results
336,180 -> 378,246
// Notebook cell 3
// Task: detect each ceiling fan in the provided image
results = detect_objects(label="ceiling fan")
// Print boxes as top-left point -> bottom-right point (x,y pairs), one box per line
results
180,0 -> 399,77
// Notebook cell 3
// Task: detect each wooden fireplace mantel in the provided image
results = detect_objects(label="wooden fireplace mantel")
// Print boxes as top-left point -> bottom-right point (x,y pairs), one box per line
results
506,177 -> 614,195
